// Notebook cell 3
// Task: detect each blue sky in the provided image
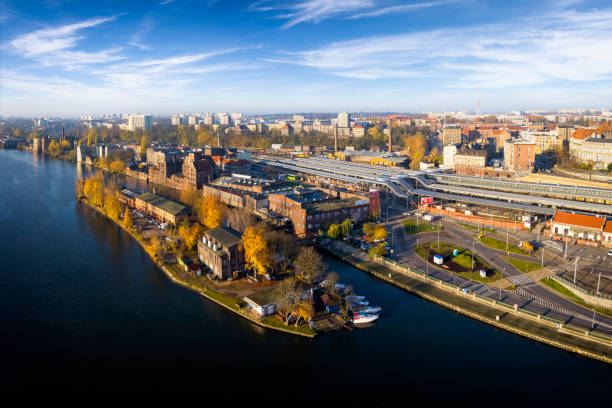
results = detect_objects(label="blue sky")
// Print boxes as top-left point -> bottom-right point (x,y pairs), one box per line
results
1,0 -> 611,117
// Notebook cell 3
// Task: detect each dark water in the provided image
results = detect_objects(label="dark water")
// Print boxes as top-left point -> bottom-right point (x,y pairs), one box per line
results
0,150 -> 609,399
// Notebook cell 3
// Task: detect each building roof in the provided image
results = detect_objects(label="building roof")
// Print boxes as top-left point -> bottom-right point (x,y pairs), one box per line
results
136,192 -> 190,216
603,221 -> 612,234
552,211 -> 605,230
205,226 -> 242,248
311,196 -> 364,213
456,148 -> 487,157
570,128 -> 595,140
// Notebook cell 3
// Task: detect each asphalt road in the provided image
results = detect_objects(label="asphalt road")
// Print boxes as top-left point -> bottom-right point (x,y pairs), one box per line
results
379,210 -> 612,335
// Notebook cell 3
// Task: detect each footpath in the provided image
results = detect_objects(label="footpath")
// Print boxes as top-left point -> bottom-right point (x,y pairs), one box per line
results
318,239 -> 612,364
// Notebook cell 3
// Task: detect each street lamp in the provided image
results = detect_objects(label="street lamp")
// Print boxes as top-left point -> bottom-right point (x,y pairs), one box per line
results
426,247 -> 429,277
472,241 -> 476,271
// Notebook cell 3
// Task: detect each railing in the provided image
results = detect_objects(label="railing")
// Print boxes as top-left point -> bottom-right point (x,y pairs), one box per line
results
551,274 -> 612,301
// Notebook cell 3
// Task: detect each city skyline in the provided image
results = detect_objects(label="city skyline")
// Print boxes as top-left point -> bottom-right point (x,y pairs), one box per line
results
1,0 -> 612,116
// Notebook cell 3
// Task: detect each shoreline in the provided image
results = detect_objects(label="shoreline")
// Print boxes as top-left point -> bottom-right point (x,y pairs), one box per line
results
78,198 -> 316,338
317,241 -> 612,364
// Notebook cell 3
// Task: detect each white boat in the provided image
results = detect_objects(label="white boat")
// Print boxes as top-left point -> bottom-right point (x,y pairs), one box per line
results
358,306 -> 381,314
353,313 -> 379,324
350,300 -> 369,306
347,295 -> 365,301
334,283 -> 346,290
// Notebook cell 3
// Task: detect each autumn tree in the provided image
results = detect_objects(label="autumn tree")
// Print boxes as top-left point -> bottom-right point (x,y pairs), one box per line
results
276,277 -> 297,324
403,133 -> 427,169
294,246 -> 325,285
374,226 -> 388,241
369,243 -> 387,259
123,207 -> 134,231
327,223 -> 341,239
74,178 -> 85,199
326,271 -> 340,294
109,159 -> 125,174
103,192 -> 121,220
178,221 -> 202,251
148,236 -> 165,262
83,173 -> 104,207
264,229 -> 295,273
139,135 -> 149,160
340,218 -> 352,238
363,222 -> 377,238
243,226 -> 270,276
200,194 -> 226,229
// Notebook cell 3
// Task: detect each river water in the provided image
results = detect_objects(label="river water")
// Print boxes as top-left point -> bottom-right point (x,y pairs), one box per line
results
0,150 -> 609,399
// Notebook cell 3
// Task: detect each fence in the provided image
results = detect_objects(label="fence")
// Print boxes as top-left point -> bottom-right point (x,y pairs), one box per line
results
550,274 -> 612,309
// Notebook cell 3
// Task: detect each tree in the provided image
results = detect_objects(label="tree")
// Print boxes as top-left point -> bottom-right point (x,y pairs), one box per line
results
243,226 -> 270,276
148,236 -> 165,262
327,223 -> 341,239
363,222 -> 377,238
103,192 -> 121,220
340,218 -> 352,238
74,178 -> 85,199
200,194 -> 226,229
369,244 -> 387,259
109,159 -> 125,174
374,226 -> 387,241
326,271 -> 340,294
83,173 -> 104,207
275,277 -> 297,324
139,135 -> 149,160
295,246 -> 326,285
226,206 -> 255,233
178,221 -> 202,251
123,207 -> 134,231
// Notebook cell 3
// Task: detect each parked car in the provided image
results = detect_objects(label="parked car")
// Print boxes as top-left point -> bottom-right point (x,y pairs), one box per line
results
608,249 -> 612,257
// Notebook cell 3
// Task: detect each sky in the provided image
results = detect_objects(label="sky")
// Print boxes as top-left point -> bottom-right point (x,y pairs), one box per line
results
1,0 -> 611,117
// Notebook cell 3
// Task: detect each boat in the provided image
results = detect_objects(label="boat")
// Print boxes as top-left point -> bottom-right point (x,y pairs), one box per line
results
356,306 -> 381,314
350,300 -> 369,306
353,313 -> 379,324
347,295 -> 365,301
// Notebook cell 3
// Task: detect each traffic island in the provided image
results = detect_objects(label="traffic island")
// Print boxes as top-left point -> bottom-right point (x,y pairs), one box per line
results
414,241 -> 502,284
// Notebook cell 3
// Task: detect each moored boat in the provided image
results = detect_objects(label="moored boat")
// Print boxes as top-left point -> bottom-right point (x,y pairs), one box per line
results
353,313 -> 379,324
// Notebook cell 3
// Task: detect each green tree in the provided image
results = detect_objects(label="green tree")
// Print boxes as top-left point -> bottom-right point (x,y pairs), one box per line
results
340,218 -> 352,238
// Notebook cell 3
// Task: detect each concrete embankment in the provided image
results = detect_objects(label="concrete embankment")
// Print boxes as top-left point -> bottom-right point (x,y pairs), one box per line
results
78,199 -> 315,338
318,241 -> 612,364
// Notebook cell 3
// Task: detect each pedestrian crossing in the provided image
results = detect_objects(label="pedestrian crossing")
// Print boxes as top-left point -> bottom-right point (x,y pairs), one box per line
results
514,288 -> 571,315
507,274 -> 536,287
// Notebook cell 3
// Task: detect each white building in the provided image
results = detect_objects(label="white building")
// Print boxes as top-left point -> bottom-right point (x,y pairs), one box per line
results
217,112 -> 229,126
337,112 -> 350,128
230,112 -> 242,124
204,113 -> 213,125
443,145 -> 457,170
128,114 -> 152,131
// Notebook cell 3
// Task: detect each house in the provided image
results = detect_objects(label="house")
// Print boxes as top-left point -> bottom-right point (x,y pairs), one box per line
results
178,255 -> 202,277
243,282 -> 311,317
198,226 -> 245,279
602,221 -> 612,248
320,294 -> 339,314
550,211 -> 606,246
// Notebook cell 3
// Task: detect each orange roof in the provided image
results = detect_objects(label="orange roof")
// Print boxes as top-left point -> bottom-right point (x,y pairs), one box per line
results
553,211 -> 605,230
596,121 -> 612,133
603,220 -> 612,234
570,129 -> 595,140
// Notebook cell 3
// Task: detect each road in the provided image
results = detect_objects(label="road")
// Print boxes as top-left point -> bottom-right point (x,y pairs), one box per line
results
379,209 -> 612,335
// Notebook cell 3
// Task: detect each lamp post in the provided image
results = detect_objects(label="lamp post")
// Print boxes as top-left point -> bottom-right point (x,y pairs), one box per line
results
472,241 -> 475,271
426,247 -> 429,277
541,245 -> 544,267
437,221 -> 441,249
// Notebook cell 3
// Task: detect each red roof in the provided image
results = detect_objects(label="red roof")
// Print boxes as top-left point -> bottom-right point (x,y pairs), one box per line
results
603,221 -> 612,234
553,211 -> 605,230
570,129 -> 595,140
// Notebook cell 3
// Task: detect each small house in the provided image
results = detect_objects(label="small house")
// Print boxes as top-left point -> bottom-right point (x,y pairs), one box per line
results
320,294 -> 339,314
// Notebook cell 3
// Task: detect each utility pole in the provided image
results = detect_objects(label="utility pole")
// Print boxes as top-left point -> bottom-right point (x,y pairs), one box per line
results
541,245 -> 544,267
597,271 -> 601,295
437,221 -> 441,249
564,240 -> 567,260
506,227 -> 509,252
426,248 -> 429,277
472,241 -> 475,271
573,257 -> 578,284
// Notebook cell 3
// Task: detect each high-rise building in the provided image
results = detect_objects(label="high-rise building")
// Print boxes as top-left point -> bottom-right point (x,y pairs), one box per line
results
504,140 -> 535,172
230,112 -> 242,124
128,114 -> 152,131
217,112 -> 229,126
337,112 -> 350,128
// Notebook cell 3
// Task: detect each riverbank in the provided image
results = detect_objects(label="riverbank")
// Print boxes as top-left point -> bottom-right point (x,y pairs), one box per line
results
317,240 -> 612,364
78,197 -> 316,338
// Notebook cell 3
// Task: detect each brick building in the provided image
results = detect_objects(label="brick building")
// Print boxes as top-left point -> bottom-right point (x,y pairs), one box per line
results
268,188 -> 371,237
134,192 -> 191,225
198,226 -> 245,279
504,140 -> 535,172
454,148 -> 487,176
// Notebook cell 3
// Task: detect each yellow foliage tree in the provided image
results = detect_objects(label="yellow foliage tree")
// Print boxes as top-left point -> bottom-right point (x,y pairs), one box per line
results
103,192 -> 121,220
200,194 -> 226,229
109,159 -> 125,174
178,222 -> 202,251
243,226 -> 270,275
123,207 -> 134,231
83,173 -> 104,207
327,224 -> 341,239
374,226 -> 387,241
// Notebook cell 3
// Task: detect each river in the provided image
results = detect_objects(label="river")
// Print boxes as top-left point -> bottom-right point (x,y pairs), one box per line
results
0,149 -> 609,400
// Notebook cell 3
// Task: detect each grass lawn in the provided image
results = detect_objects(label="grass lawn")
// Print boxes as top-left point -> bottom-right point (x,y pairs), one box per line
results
477,235 -> 531,256
261,315 -> 317,336
539,278 -> 612,318
414,241 -> 501,284
458,222 -> 495,234
504,257 -> 542,273
403,219 -> 441,234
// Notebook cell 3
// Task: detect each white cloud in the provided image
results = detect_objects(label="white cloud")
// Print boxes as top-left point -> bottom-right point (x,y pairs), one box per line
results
270,7 -> 612,88
347,0 -> 461,19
